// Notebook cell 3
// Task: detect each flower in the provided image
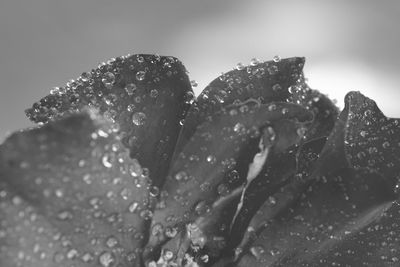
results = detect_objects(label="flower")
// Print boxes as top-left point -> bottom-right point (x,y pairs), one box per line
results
0,54 -> 399,267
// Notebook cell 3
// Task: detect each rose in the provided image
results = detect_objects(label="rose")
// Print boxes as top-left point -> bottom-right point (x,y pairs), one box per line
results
0,54 -> 399,267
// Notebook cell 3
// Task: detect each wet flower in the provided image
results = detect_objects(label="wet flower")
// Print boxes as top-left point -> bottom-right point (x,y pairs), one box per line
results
0,54 -> 400,266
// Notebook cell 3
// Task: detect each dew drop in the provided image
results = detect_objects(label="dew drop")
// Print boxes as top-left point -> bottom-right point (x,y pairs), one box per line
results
102,154 -> 113,168
382,141 -> 390,149
360,131 -> 367,138
234,123 -> 245,134
102,72 -> 115,89
99,251 -> 115,267
250,245 -> 265,260
81,72 -> 92,82
190,80 -> 198,87
235,62 -> 245,70
250,58 -> 260,66
125,83 -> 137,95
206,155 -> 216,164
127,104 -> 136,112
165,227 -> 178,238
136,71 -> 146,81
150,89 -> 159,98
175,171 -> 188,181
149,186 -> 160,197
67,249 -> 78,259
106,236 -> 118,248
132,112 -> 146,126
128,202 -> 139,213
272,84 -> 282,92
272,55 -> 281,62
140,209 -> 153,220
57,210 -> 73,220
82,252 -> 94,263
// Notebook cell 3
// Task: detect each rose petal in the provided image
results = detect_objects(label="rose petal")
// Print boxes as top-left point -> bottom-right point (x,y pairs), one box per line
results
234,168 -> 395,266
0,112 -> 152,266
174,57 -> 306,155
228,136 -> 328,257
316,91 -> 400,185
25,54 -> 193,187
220,92 -> 400,266
145,101 -> 313,260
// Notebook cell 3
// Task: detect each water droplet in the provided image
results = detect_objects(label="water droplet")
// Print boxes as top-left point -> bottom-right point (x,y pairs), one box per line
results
140,209 -> 153,220
267,196 -> 277,205
132,112 -> 146,126
217,183 -> 230,196
272,84 -> 282,92
106,236 -> 118,248
127,104 -> 136,112
162,249 -> 174,261
99,251 -> 115,267
67,249 -> 78,259
102,72 -> 115,89
81,72 -> 92,82
82,252 -> 94,262
165,227 -> 178,238
250,58 -> 260,66
234,123 -> 245,134
136,71 -> 146,81
272,55 -> 281,62
195,201 -> 210,215
125,83 -> 137,95
151,223 -> 164,236
190,80 -> 198,87
150,89 -> 158,98
149,186 -> 160,197
382,141 -> 390,149
206,155 -> 216,164
128,202 -> 139,213
57,210 -> 73,220
175,171 -> 188,181
102,154 -> 113,168
267,65 -> 278,75
120,188 -> 131,200
236,62 -> 245,70
250,245 -> 265,259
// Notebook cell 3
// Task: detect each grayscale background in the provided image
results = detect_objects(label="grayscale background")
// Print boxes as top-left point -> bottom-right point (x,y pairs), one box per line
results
1,0 -> 399,140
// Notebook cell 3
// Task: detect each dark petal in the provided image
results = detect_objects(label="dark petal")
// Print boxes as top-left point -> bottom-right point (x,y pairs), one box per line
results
302,202 -> 400,266
0,112 -> 152,266
145,101 -> 313,261
289,85 -> 339,140
317,91 -> 400,185
174,57 -> 306,155
234,168 -> 396,267
343,91 -> 400,181
25,54 -> 193,187
222,92 -> 400,266
228,136 -> 328,256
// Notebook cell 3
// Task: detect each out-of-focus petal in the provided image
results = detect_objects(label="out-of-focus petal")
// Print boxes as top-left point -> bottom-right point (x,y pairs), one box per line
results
0,112 -> 152,266
25,54 -> 193,187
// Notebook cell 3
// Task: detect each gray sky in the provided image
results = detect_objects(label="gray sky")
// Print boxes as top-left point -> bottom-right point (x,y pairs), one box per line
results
1,0 -> 399,140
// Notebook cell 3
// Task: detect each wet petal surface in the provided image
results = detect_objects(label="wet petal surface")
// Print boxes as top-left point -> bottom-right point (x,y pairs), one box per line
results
174,57 -> 306,155
146,101 -> 313,263
0,112 -> 152,266
25,54 -> 193,187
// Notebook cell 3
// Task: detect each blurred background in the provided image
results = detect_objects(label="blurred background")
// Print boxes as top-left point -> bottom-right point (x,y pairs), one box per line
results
1,0 -> 399,140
